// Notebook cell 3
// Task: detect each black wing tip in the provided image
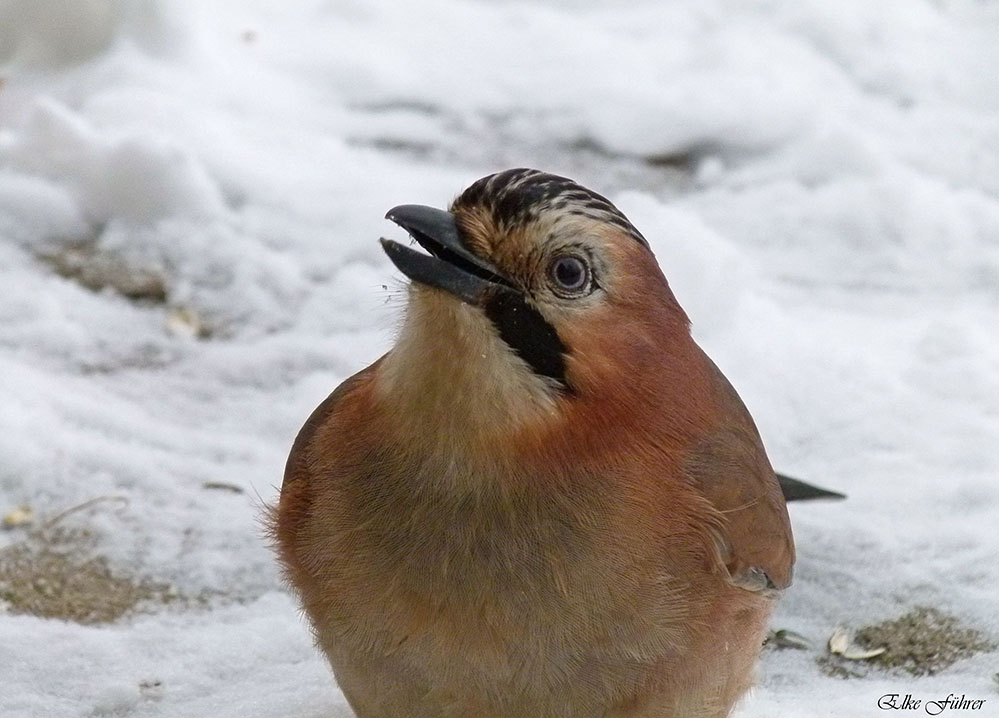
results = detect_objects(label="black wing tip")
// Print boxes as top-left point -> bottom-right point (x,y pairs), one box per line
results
776,472 -> 847,502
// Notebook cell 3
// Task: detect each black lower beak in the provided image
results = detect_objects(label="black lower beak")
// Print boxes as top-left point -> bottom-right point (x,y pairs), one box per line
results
381,205 -> 510,306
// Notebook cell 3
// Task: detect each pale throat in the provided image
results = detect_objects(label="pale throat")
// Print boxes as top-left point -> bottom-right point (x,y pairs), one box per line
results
377,287 -> 561,452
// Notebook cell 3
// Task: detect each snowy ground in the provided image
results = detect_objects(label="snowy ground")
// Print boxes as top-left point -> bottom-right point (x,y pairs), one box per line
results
2,1 -> 998,716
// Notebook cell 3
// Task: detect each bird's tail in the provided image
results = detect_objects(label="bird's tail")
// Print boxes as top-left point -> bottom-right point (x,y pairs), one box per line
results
776,473 -> 846,501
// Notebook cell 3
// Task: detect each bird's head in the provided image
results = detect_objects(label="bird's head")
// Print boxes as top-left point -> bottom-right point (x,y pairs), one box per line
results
378,169 -> 706,453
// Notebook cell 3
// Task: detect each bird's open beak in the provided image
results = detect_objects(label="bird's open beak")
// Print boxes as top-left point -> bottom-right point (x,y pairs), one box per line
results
381,204 -> 511,306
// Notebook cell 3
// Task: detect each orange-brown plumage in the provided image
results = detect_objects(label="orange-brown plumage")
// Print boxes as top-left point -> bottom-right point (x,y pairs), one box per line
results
275,169 -> 795,717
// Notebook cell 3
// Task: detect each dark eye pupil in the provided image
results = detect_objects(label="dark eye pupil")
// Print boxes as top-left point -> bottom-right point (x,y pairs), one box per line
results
554,257 -> 587,290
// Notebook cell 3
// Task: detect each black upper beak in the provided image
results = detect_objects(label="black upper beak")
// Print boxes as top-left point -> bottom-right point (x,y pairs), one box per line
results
381,204 -> 511,305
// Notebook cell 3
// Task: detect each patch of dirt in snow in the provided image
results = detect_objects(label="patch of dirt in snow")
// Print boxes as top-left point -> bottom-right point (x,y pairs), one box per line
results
817,607 -> 996,679
0,499 -> 211,625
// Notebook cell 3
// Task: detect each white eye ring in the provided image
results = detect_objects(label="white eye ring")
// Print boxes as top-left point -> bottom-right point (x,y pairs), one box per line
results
548,255 -> 590,296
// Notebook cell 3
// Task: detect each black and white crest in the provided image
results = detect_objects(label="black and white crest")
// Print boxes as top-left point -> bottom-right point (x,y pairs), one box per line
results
452,168 -> 650,248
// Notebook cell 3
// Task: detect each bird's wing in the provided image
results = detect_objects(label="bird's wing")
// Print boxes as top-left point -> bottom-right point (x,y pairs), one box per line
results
276,358 -> 384,552
684,353 -> 796,592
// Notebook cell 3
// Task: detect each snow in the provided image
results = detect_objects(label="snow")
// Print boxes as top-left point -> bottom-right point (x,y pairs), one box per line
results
1,1 -> 997,716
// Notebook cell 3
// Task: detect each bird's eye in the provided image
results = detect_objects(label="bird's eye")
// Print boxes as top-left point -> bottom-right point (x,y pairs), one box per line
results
548,254 -> 591,296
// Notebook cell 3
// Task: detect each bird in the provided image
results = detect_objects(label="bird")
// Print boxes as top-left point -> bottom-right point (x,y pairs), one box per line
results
275,168 -> 836,718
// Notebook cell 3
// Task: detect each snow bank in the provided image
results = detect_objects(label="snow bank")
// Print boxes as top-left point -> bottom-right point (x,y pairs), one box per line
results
2,0 -> 997,716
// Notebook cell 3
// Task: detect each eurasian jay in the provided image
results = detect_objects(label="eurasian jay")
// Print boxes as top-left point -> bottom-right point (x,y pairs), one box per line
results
275,168 -> 837,717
